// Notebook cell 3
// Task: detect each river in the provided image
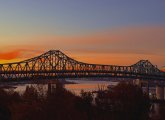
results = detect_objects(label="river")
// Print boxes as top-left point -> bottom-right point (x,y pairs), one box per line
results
13,79 -> 118,95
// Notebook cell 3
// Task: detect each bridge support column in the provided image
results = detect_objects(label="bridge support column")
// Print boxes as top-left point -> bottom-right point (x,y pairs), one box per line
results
156,85 -> 164,100
48,83 -> 51,95
47,80 -> 64,95
164,87 -> 165,100
133,79 -> 150,95
133,79 -> 142,87
47,83 -> 56,95
146,81 -> 150,96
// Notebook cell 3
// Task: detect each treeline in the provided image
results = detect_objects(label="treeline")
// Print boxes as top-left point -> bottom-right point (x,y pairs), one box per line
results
0,82 -> 150,120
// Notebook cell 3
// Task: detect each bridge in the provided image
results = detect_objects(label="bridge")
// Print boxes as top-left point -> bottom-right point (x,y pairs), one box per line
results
0,50 -> 164,81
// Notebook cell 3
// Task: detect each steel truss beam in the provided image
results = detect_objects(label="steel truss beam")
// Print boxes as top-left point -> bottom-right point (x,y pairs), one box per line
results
0,50 -> 164,81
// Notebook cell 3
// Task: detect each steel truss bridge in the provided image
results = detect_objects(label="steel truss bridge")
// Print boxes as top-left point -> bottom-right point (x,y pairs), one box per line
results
0,50 -> 164,81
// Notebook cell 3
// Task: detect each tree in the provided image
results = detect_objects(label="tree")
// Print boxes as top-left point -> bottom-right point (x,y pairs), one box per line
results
95,82 -> 150,120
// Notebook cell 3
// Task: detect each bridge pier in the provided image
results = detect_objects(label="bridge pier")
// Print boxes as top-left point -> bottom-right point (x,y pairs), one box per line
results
146,81 -> 149,95
133,79 -> 150,95
156,85 -> 164,100
155,81 -> 165,101
133,79 -> 165,100
47,79 -> 64,95
48,82 -> 56,95
133,80 -> 165,101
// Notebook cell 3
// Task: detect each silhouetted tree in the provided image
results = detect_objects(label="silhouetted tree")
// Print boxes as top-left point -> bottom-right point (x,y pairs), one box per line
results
0,82 -> 151,120
95,82 -> 150,120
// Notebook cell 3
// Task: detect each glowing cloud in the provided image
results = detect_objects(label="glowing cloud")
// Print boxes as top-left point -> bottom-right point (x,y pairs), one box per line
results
0,48 -> 44,64
0,50 -> 20,60
34,25 -> 165,55
0,26 -> 165,67
161,67 -> 165,72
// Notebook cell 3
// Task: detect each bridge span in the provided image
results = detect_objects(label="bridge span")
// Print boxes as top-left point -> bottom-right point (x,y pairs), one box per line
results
0,50 -> 164,81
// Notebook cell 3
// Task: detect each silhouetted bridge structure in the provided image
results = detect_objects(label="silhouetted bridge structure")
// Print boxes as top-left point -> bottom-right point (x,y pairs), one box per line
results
0,50 -> 165,81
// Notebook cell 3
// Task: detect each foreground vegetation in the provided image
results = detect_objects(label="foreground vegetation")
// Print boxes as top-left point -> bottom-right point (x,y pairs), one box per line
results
0,82 -> 150,120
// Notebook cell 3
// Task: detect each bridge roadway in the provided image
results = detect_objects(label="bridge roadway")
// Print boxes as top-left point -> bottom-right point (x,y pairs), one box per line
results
0,50 -> 164,81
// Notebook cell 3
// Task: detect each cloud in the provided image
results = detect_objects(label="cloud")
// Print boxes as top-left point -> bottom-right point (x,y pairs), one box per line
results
1,25 -> 164,56
0,25 -> 165,67
34,25 -> 165,55
0,48 -> 43,61
161,67 -> 165,72
16,48 -> 44,59
0,50 -> 20,60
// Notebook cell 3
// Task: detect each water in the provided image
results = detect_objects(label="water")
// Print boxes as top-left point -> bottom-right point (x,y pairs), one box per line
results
65,79 -> 118,95
12,79 -> 157,96
13,79 -> 118,95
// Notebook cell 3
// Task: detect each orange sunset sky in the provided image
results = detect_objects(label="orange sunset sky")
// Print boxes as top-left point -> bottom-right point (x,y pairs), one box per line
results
0,1 -> 165,69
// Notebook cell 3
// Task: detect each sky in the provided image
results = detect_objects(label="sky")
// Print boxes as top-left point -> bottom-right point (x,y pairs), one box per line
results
0,0 -> 165,68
